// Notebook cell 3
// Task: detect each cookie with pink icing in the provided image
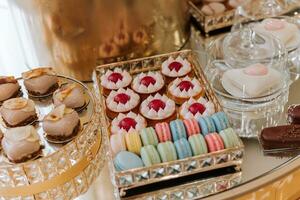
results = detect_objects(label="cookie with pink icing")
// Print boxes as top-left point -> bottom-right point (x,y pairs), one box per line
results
179,97 -> 215,119
201,2 -> 226,16
161,56 -> 192,82
100,68 -> 132,96
106,88 -> 140,119
111,112 -> 147,135
167,76 -> 204,105
183,119 -> 201,137
155,122 -> 172,142
131,71 -> 165,99
140,93 -> 176,126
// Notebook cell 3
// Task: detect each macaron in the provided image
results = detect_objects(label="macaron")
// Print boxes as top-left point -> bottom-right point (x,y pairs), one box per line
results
110,133 -> 126,156
140,145 -> 161,166
183,119 -> 201,137
197,116 -> 216,136
205,133 -> 225,152
155,122 -> 172,142
170,119 -> 187,141
219,128 -> 241,148
174,138 -> 192,159
114,151 -> 144,171
217,112 -> 230,128
188,134 -> 208,156
157,141 -> 177,162
140,127 -> 159,146
211,112 -> 228,133
125,132 -> 142,155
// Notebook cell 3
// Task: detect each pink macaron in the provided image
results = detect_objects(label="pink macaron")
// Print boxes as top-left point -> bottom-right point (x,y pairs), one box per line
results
205,133 -> 224,152
110,133 -> 126,156
183,119 -> 201,137
155,122 -> 172,142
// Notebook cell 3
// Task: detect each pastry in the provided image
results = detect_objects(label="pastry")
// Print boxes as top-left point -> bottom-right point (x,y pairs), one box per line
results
53,83 -> 86,110
260,125 -> 300,150
131,72 -> 165,99
111,112 -> 147,134
42,104 -> 80,142
170,119 -> 187,141
2,125 -> 41,163
288,104 -> 300,124
188,134 -> 208,156
253,18 -> 299,46
0,98 -> 37,127
114,151 -> 144,171
174,138 -> 193,159
179,97 -> 215,119
183,119 -> 201,137
140,145 -> 161,167
110,133 -> 126,156
205,133 -> 225,152
222,63 -> 282,98
157,141 -> 177,162
161,56 -> 192,83
125,132 -> 142,155
0,76 -> 21,103
197,116 -> 216,136
211,112 -> 230,133
201,2 -> 226,16
140,127 -> 159,146
22,67 -> 59,96
219,128 -> 241,148
140,93 -> 176,126
105,88 -> 140,119
167,76 -> 204,105
100,68 -> 132,96
155,122 -> 172,142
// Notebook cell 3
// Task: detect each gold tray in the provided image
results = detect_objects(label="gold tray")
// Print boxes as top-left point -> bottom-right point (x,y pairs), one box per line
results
93,50 -> 244,198
0,75 -> 105,199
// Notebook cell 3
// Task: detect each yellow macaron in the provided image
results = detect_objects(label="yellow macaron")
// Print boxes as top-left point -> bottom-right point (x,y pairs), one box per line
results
125,132 -> 142,155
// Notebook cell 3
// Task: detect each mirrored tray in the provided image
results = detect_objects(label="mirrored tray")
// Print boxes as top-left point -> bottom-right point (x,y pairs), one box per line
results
0,74 -> 105,199
93,50 -> 244,198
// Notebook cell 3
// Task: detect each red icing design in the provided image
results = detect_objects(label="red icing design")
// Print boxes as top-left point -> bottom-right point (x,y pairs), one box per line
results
148,99 -> 166,112
189,103 -> 206,115
178,81 -> 194,91
118,117 -> 137,131
114,93 -> 130,104
108,72 -> 123,83
168,61 -> 183,72
140,76 -> 156,87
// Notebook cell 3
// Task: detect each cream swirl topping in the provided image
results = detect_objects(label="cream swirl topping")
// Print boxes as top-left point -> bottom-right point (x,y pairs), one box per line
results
169,76 -> 202,98
132,71 -> 164,94
162,56 -> 191,77
44,104 -> 74,122
180,97 -> 215,119
111,112 -> 146,134
4,125 -> 40,143
106,88 -> 140,113
100,68 -> 132,90
2,98 -> 35,112
140,93 -> 175,120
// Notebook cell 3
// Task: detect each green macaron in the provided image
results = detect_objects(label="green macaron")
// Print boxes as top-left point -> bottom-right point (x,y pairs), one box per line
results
219,128 -> 241,148
188,134 -> 208,156
140,145 -> 161,167
157,141 -> 177,162
140,127 -> 159,146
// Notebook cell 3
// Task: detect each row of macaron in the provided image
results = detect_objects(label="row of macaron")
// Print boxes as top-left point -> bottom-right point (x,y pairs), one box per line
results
110,111 -> 231,156
114,128 -> 241,171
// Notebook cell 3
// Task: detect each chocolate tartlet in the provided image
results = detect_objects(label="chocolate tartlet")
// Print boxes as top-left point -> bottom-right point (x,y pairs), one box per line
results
288,104 -> 300,124
260,125 -> 300,150
2,125 -> 41,163
53,83 -> 86,111
22,67 -> 59,96
43,104 -> 80,142
0,76 -> 21,103
0,97 -> 38,127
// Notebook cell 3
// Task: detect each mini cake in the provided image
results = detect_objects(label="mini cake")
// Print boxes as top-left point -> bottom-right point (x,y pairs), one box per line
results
131,71 -> 165,99
22,67 -> 59,96
105,88 -> 140,119
0,76 -> 21,103
167,76 -> 204,105
100,68 -> 132,96
201,2 -> 226,16
161,56 -> 192,82
111,112 -> 147,134
53,83 -> 86,110
43,104 -> 80,142
140,93 -> 176,126
179,97 -> 215,119
2,125 -> 41,163
0,98 -> 37,127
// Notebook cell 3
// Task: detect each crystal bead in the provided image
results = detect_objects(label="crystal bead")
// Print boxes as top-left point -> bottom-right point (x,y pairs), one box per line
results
75,173 -> 88,194
63,181 -> 77,199
39,158 -> 57,180
157,193 -> 168,200
231,150 -> 243,161
0,168 -> 13,187
84,164 -> 94,185
119,174 -> 133,186
168,164 -> 181,175
230,175 -> 242,187
49,187 -> 64,200
151,167 -> 165,178
34,192 -> 49,200
186,187 -> 199,199
11,166 -> 28,186
184,160 -> 198,172
216,154 -> 228,164
170,190 -> 184,200
216,180 -> 228,192
66,142 -> 79,165
199,157 -> 213,168
24,163 -> 43,184
135,171 -> 149,182
54,152 -> 70,174
143,197 -> 154,200
22,196 -> 35,200
199,183 -> 215,197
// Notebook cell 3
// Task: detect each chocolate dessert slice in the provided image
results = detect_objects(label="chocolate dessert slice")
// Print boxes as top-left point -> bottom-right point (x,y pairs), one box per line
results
260,125 -> 300,150
288,104 -> 300,124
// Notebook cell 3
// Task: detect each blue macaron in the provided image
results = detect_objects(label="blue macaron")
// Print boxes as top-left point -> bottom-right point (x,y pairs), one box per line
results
174,138 -> 192,159
197,116 -> 216,136
211,112 -> 228,133
114,151 -> 144,171
217,112 -> 230,128
170,119 -> 187,141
